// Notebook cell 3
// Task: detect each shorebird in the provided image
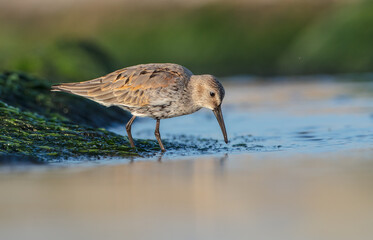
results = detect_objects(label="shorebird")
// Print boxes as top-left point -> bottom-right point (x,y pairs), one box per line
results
52,63 -> 228,151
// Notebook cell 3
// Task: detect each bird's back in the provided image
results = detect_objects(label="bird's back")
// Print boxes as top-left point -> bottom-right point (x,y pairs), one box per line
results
52,63 -> 195,118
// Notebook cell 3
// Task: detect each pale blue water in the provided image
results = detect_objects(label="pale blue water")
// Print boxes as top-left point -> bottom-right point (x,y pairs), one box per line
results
109,80 -> 373,159
1,79 -> 373,240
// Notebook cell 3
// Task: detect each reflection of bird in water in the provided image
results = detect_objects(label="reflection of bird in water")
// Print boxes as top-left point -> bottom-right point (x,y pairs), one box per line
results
219,153 -> 229,166
52,63 -> 228,151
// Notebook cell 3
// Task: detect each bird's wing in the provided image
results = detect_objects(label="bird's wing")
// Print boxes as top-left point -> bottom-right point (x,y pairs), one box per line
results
52,64 -> 192,107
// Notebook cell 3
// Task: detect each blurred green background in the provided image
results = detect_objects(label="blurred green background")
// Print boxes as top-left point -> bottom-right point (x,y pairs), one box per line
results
0,0 -> 372,82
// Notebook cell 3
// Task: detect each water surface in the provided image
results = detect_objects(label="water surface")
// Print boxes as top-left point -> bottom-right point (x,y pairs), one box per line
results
1,78 -> 373,240
109,79 -> 373,157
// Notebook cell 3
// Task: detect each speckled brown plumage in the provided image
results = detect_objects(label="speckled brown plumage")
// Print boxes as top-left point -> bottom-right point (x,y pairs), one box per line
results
52,63 -> 228,151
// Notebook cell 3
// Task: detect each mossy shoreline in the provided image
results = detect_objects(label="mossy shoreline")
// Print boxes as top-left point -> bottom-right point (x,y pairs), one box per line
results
0,100 -> 164,164
0,72 -> 161,164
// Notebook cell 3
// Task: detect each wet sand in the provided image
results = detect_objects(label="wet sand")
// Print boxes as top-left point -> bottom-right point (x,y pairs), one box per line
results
1,79 -> 373,240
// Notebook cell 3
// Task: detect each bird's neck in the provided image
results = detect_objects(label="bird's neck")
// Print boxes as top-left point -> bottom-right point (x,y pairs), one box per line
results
188,75 -> 204,108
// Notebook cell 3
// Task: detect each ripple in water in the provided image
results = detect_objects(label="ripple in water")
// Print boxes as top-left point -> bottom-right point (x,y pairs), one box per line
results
105,80 -> 373,159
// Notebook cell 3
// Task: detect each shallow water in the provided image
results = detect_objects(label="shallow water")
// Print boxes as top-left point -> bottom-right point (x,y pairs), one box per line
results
109,79 -> 373,157
1,78 -> 373,240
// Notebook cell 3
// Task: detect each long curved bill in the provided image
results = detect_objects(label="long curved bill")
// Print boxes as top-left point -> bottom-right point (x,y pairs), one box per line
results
213,105 -> 228,144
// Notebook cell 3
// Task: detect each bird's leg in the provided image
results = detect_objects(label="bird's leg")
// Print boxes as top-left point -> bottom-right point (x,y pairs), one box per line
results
125,116 -> 137,148
157,151 -> 165,162
154,119 -> 166,152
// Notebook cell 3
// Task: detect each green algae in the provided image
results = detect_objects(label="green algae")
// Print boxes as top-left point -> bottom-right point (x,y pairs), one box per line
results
0,101 -> 159,163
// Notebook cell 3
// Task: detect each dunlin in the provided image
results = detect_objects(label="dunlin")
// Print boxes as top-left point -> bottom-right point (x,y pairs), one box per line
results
52,63 -> 228,151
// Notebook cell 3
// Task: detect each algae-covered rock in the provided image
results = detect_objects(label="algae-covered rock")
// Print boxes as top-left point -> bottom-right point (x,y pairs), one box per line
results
0,71 -> 129,127
0,101 -> 160,163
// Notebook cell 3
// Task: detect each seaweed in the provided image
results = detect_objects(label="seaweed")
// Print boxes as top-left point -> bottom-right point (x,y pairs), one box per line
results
0,101 -> 160,163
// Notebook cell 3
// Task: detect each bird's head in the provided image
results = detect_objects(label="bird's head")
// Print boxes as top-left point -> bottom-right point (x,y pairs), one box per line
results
190,74 -> 228,143
190,75 -> 225,110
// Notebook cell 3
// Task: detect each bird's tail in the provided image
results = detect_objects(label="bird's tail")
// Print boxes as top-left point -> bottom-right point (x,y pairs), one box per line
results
51,78 -> 103,98
50,78 -> 120,107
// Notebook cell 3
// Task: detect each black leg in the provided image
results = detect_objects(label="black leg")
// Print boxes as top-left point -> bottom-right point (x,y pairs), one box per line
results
125,116 -> 136,148
154,119 -> 166,152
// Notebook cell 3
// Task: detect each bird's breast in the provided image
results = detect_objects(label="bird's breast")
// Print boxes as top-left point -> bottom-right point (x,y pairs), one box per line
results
127,97 -> 200,119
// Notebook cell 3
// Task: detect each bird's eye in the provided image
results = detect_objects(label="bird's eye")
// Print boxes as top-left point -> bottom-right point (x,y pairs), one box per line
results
210,92 -> 215,97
